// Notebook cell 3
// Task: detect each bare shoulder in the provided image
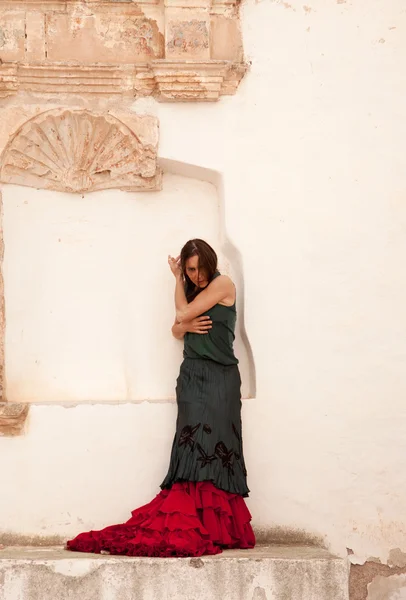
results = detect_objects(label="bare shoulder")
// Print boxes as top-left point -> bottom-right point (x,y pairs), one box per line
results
209,274 -> 234,290
209,274 -> 235,306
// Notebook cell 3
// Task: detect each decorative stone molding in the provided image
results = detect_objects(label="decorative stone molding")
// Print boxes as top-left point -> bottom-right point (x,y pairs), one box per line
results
0,108 -> 159,416
151,59 -> 245,101
0,61 -> 245,102
0,0 -> 246,102
0,109 -> 162,193
0,403 -> 29,436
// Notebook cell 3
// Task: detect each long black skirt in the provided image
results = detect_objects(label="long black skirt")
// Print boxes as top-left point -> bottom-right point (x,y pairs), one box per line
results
161,358 -> 250,497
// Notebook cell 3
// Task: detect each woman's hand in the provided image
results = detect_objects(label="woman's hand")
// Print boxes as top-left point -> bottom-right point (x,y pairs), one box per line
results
185,316 -> 212,335
168,255 -> 182,279
172,316 -> 212,340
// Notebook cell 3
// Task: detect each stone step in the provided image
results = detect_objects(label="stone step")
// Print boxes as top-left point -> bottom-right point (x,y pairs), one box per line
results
0,545 -> 349,600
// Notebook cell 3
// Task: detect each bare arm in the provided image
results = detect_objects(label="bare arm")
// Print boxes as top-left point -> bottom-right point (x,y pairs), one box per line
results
171,315 -> 212,340
176,275 -> 234,323
172,318 -> 186,340
174,273 -> 188,313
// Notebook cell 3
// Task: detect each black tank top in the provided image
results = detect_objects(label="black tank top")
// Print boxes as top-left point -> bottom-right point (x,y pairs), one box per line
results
183,273 -> 238,366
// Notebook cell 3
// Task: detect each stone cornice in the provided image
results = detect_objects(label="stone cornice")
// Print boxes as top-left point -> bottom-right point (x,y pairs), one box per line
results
0,0 -> 246,102
0,60 -> 247,101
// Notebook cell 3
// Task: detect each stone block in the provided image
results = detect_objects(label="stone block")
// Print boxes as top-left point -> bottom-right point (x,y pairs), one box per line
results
0,1 -> 247,101
211,13 -> 243,61
166,18 -> 210,59
0,13 -> 25,62
25,12 -> 46,61
46,13 -> 164,63
0,545 -> 349,600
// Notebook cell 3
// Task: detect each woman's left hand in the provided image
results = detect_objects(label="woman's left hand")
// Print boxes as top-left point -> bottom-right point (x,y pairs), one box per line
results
168,255 -> 182,278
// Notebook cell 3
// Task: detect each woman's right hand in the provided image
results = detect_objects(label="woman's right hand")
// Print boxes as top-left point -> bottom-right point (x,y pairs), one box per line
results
168,255 -> 182,279
185,316 -> 212,334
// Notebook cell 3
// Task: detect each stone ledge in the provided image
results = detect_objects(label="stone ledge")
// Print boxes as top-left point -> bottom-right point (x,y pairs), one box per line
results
0,545 -> 349,600
152,59 -> 247,101
0,60 -> 247,102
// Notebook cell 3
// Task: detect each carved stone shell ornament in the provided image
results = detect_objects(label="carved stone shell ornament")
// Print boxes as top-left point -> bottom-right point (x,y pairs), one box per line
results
0,110 -> 162,193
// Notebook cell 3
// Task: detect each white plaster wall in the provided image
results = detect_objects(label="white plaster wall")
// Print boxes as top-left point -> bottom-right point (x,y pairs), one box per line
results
0,403 -> 177,537
2,174 -> 250,402
0,0 -> 405,566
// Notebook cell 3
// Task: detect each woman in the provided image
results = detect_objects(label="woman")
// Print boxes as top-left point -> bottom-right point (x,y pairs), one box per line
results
66,239 -> 255,557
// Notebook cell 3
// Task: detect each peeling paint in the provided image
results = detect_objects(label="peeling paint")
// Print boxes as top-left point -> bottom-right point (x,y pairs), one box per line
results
388,548 -> 406,569
366,557 -> 382,565
350,559 -> 406,600
368,573 -> 406,600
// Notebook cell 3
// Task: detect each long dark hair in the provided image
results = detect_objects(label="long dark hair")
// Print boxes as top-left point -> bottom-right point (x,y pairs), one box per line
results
180,239 -> 218,303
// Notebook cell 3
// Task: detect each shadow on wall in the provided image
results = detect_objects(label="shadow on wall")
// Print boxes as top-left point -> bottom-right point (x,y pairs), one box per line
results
0,161 -> 255,403
159,158 -> 256,399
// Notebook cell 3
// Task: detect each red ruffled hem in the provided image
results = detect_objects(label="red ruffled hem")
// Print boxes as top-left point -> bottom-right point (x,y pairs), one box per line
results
66,481 -> 255,557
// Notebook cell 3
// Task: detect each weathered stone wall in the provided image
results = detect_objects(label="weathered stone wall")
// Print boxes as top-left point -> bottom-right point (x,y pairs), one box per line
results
0,4 -> 406,600
0,1 -> 250,425
350,549 -> 406,600
0,0 -> 246,101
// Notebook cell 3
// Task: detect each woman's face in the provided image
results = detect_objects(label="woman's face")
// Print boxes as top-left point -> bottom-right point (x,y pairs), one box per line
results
185,255 -> 209,289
